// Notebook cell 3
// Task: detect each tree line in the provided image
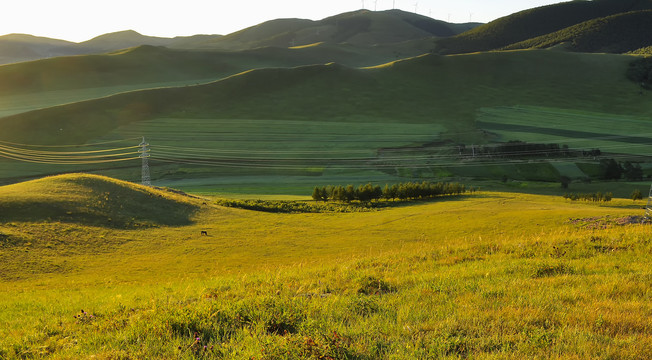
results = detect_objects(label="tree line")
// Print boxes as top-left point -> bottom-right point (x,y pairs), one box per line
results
563,192 -> 613,202
312,181 -> 469,202
459,141 -> 602,160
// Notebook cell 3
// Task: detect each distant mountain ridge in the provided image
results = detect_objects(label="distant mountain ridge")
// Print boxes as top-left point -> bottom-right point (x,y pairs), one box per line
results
0,34 -> 77,64
0,9 -> 478,65
3,1 -> 652,66
201,10 -> 478,50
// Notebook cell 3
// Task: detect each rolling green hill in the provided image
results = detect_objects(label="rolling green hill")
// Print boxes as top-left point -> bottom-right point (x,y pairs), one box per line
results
504,10 -> 652,53
0,173 -> 201,227
0,41 -> 432,98
1,50 -> 648,145
0,46 -> 235,96
435,0 -> 652,54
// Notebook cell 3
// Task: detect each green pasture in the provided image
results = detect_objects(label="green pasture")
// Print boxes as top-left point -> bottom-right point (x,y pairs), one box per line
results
110,117 -> 444,158
0,115 -> 444,194
49,117 -> 443,193
551,161 -> 589,179
0,174 -> 649,358
476,105 -> 652,156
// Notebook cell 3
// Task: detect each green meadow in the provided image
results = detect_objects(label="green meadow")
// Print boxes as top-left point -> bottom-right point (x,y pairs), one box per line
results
0,174 -> 650,359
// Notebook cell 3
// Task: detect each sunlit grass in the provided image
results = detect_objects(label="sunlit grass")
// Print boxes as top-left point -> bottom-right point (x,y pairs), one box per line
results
0,175 -> 650,358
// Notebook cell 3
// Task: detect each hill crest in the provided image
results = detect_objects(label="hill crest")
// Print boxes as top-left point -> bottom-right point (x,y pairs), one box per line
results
207,9 -> 476,50
0,174 -> 202,227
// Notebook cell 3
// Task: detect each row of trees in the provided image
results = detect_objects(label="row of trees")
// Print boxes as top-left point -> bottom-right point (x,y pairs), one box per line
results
459,141 -> 603,159
563,192 -> 613,202
312,181 -> 468,202
469,141 -> 571,158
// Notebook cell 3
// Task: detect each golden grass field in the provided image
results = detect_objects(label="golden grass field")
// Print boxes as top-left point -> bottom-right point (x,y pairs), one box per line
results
0,174 -> 650,359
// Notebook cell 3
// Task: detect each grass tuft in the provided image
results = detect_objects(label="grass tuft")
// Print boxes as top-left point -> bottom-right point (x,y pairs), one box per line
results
532,263 -> 575,278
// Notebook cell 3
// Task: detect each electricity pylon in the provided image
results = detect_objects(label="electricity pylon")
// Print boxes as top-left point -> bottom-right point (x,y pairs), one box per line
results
139,137 -> 151,186
644,184 -> 652,220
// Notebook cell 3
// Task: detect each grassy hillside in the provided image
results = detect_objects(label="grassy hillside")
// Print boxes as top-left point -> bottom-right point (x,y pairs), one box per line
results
435,0 -> 652,54
0,173 -> 201,227
0,41 -> 430,98
0,177 -> 649,358
504,10 -> 652,53
0,46 -> 238,96
1,50 -> 649,145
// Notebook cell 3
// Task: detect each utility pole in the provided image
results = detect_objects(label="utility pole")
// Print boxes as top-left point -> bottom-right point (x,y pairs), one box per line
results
139,137 -> 151,186
645,184 -> 652,220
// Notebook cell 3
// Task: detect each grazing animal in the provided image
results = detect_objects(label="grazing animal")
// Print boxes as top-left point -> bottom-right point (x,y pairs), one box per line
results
201,230 -> 208,236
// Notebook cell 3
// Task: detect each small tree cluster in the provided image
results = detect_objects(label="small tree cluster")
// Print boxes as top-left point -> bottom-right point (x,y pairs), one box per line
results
626,57 -> 652,89
622,161 -> 643,181
563,192 -> 613,202
313,181 -> 467,203
599,159 -> 644,181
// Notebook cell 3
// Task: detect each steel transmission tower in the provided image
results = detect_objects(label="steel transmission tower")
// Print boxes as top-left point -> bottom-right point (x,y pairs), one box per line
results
645,184 -> 652,220
139,137 -> 151,186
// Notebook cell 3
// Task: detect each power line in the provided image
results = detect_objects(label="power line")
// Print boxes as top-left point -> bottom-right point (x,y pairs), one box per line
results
0,137 -> 142,148
0,139 -> 142,165
2,129 -> 650,176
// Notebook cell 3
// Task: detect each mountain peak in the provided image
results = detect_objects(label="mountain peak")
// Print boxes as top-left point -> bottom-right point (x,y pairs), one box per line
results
79,30 -> 173,51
